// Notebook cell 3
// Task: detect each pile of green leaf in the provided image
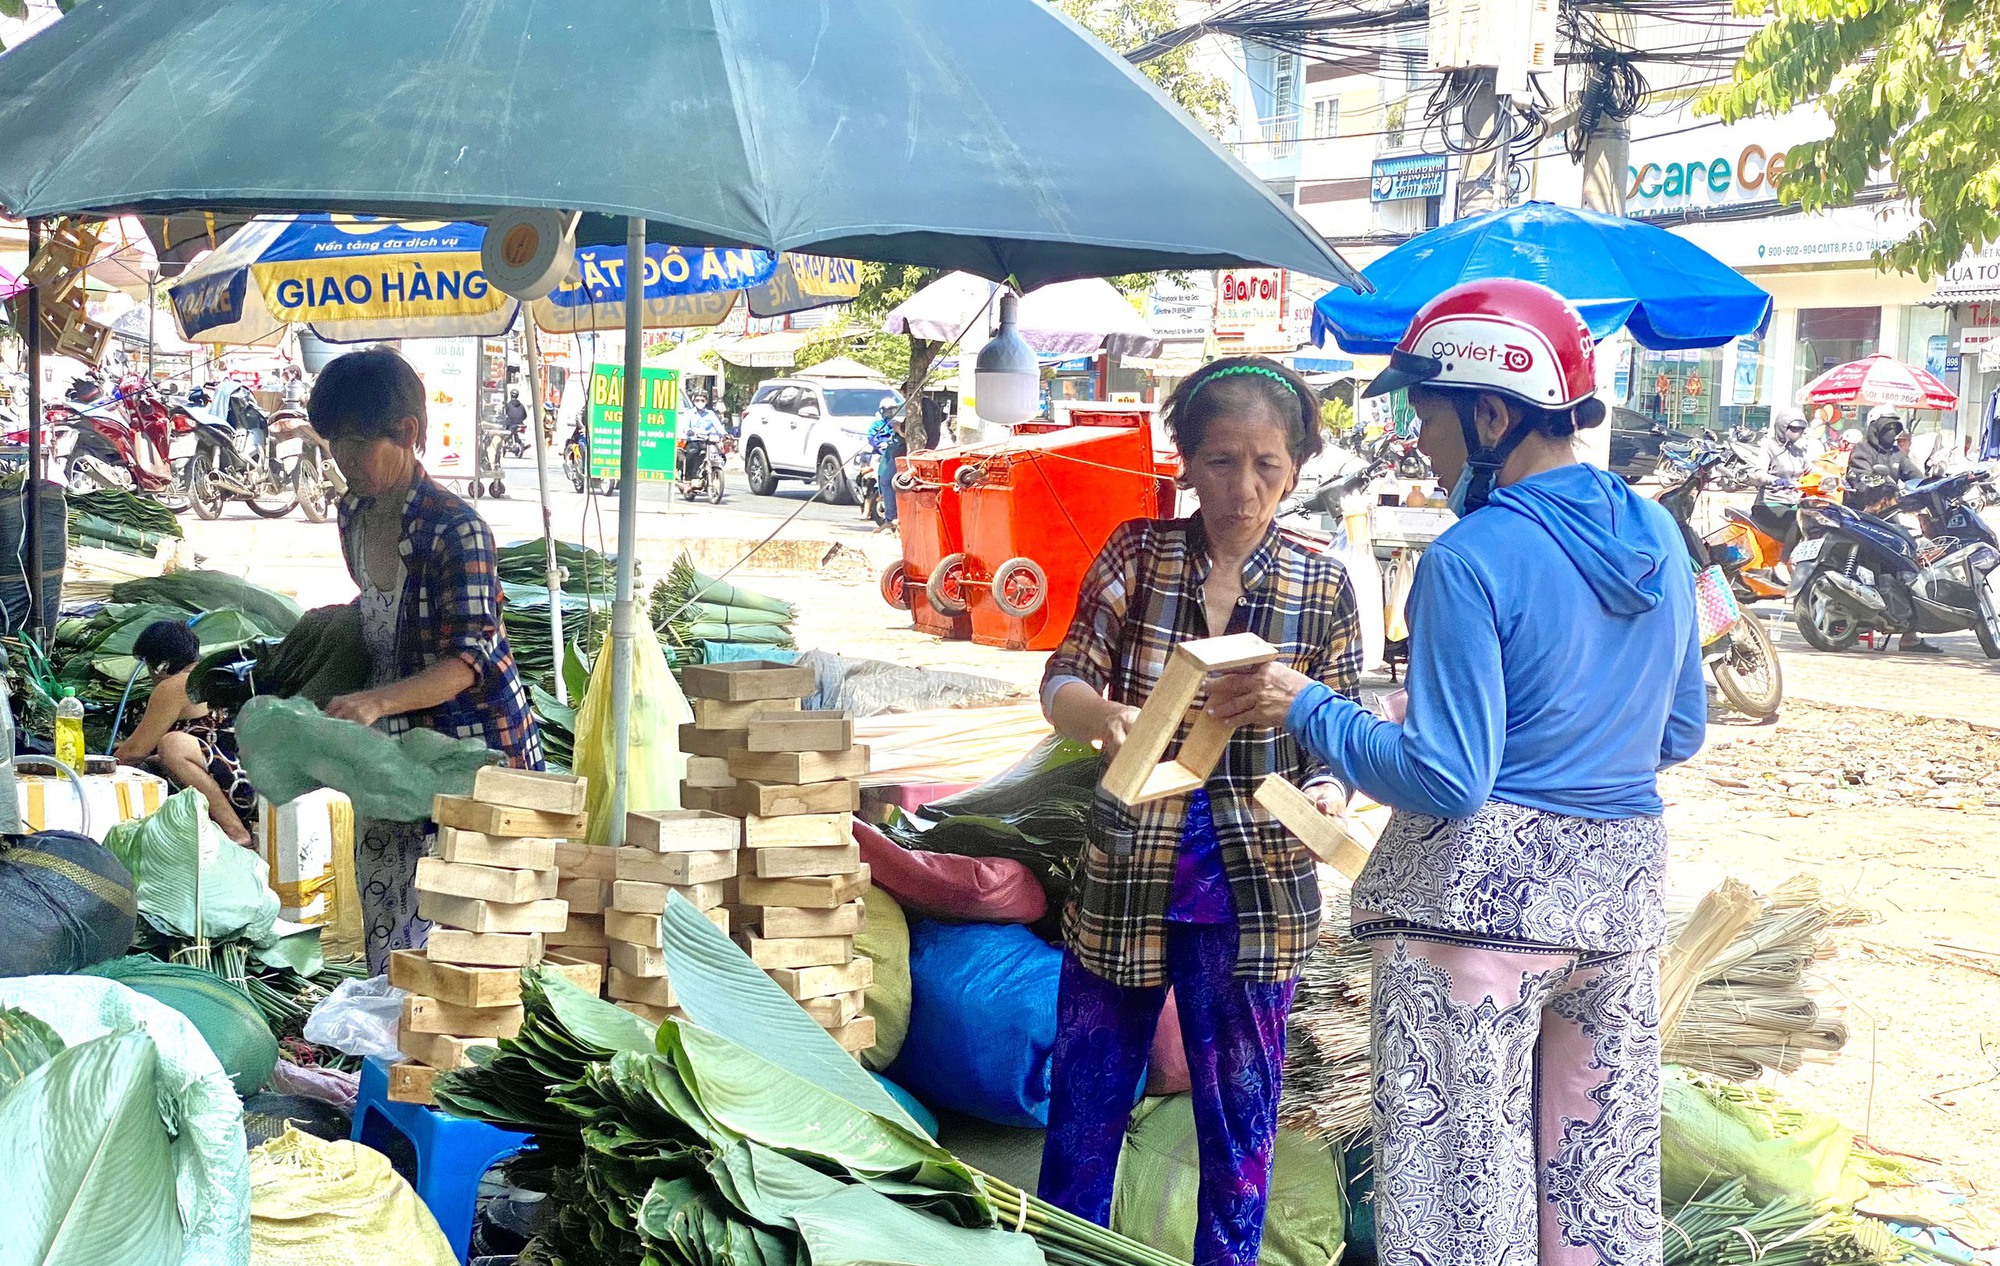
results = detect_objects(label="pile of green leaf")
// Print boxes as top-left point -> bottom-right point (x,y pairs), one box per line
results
67,488 -> 184,558
649,554 -> 795,658
498,538 -> 618,594
882,735 -> 1101,932
436,902 -> 1185,1266
185,602 -> 373,712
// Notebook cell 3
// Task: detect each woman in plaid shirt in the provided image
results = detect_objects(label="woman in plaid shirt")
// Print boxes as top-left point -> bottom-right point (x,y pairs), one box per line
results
1037,357 -> 1362,1266
309,348 -> 543,972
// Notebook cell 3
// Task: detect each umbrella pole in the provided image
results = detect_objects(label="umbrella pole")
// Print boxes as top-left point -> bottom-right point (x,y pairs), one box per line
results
23,218 -> 41,640
524,321 -> 568,706
607,216 -> 645,847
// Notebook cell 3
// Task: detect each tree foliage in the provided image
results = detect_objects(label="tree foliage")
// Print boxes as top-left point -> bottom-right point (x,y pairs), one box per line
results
793,2 -> 1225,434
1061,0 -> 1233,135
1704,0 -> 1993,277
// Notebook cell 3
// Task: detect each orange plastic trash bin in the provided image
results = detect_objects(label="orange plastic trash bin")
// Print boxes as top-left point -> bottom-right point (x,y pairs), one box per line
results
881,447 -> 976,640
951,425 -> 1167,651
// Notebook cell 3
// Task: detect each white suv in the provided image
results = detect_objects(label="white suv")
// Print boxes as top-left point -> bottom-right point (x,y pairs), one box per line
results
739,376 -> 903,505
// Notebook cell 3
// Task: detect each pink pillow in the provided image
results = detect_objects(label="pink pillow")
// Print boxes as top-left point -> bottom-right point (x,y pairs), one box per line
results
852,819 -> 1048,925
1147,989 -> 1191,1094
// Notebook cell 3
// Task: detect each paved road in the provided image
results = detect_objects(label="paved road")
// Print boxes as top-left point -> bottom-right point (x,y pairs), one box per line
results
169,452 -> 2000,728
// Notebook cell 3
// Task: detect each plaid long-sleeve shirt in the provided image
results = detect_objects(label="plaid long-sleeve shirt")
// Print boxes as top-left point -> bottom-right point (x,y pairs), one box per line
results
1045,515 -> 1363,986
338,467 -> 543,770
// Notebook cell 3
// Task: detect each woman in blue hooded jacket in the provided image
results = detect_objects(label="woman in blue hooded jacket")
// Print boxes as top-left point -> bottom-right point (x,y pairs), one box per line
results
1207,280 -> 1706,1266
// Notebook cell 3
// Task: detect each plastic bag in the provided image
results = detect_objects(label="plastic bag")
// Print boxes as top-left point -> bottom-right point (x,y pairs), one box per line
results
794,649 -> 1024,717
103,789 -> 281,948
237,695 -> 504,821
0,829 -> 138,977
1661,1067 -> 1857,1208
0,974 -> 251,1266
573,623 -> 691,845
888,919 -> 1064,1128
855,886 -> 911,1071
249,1126 -> 457,1266
80,957 -> 280,1098
1112,1093 -> 1347,1266
302,976 -> 407,1062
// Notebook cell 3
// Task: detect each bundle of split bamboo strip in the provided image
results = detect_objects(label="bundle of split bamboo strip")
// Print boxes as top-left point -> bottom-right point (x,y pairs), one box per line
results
1279,876 -> 1861,1144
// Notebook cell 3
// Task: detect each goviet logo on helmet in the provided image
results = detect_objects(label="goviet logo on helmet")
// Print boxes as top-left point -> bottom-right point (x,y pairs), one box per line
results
1364,278 -> 1603,425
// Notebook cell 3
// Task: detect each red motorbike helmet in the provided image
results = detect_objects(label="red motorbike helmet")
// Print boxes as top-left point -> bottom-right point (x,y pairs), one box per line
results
1364,278 -> 1606,511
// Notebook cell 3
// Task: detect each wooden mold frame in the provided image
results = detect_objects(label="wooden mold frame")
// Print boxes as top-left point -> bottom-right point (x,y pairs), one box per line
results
1098,633 -> 1279,807
1252,774 -> 1374,881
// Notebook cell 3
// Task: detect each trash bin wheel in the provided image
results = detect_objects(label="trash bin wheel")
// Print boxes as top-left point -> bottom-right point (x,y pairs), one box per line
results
990,556 -> 1049,619
879,559 -> 913,612
927,552 -> 971,616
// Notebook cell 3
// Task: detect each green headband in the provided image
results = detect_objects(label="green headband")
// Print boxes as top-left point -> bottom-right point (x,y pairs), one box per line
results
1200,364 -> 1296,389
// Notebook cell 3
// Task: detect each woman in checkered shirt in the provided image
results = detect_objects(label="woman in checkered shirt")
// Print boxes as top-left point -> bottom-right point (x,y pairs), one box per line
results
308,348 -> 543,972
1037,356 -> 1363,1266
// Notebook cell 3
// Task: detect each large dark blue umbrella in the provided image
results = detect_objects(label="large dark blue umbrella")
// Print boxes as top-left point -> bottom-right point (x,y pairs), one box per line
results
1313,202 -> 1768,353
0,0 -> 1359,291
0,0 -> 1362,852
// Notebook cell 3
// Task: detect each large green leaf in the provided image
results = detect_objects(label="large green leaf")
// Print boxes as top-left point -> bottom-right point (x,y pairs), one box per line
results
102,788 -> 280,946
660,1020 -> 980,1198
656,893 -> 917,1131
540,969 -> 659,1055
0,1006 -> 65,1095
0,1030 -> 183,1265
696,1141 -> 1042,1266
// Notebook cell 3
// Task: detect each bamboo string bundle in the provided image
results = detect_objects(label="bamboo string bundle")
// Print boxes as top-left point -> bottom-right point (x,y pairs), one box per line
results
1279,877 -> 1863,1144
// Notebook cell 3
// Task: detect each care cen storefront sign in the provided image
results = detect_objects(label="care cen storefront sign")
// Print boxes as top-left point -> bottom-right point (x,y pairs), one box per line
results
1625,111 -> 1829,216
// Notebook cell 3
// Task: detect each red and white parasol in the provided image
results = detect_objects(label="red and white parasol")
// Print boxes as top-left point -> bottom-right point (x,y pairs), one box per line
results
1800,353 -> 1958,411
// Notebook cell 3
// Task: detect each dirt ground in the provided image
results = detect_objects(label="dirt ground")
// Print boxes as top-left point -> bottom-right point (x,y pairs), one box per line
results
1662,701 -> 2000,1233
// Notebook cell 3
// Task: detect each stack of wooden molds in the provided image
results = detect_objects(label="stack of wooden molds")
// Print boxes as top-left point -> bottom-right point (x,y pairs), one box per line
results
604,808 -> 740,1023
387,767 -> 595,1104
678,661 -> 877,1058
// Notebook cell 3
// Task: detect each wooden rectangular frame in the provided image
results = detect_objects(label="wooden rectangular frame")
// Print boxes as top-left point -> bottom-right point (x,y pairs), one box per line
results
1098,633 -> 1279,807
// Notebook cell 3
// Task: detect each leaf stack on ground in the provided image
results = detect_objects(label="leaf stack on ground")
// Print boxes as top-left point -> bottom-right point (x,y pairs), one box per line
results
677,660 -> 877,1055
604,808 -> 740,1022
649,554 -> 797,661
388,767 -> 590,1104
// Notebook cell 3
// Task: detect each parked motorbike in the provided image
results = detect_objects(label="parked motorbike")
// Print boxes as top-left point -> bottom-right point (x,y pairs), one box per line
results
851,449 -> 884,526
177,380 -> 297,519
1654,439 -> 1785,718
677,435 -> 730,506
42,370 -> 191,504
562,418 -> 596,494
279,407 -> 345,523
1789,470 -> 2000,657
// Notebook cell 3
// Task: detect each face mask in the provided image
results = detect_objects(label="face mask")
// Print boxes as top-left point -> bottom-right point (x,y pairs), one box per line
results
1446,464 -> 1474,517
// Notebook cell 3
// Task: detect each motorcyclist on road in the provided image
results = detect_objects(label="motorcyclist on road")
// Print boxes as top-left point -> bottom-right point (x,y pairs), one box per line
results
502,388 -> 528,433
679,392 -> 728,484
1843,406 -> 1940,653
867,397 -> 904,529
1844,406 -> 1924,513
1748,406 -> 1812,543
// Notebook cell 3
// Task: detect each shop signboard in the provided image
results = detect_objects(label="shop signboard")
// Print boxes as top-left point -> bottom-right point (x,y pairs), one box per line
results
1626,110 -> 1828,216
400,336 -> 478,479
1145,274 -> 1213,341
1214,268 -> 1287,338
586,362 -> 679,482
1371,153 -> 1448,202
1729,335 -> 1762,405
1671,203 -> 1921,271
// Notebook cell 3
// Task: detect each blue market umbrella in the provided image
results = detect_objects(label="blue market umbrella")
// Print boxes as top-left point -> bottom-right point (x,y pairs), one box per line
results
1313,202 -> 1769,353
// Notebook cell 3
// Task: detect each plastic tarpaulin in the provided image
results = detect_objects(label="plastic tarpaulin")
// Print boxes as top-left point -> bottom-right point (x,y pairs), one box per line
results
0,974 -> 250,1266
889,919 -> 1066,1129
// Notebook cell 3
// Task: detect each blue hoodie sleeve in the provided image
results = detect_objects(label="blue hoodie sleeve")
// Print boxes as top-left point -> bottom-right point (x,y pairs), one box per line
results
1659,616 -> 1707,767
1285,544 -> 1505,818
